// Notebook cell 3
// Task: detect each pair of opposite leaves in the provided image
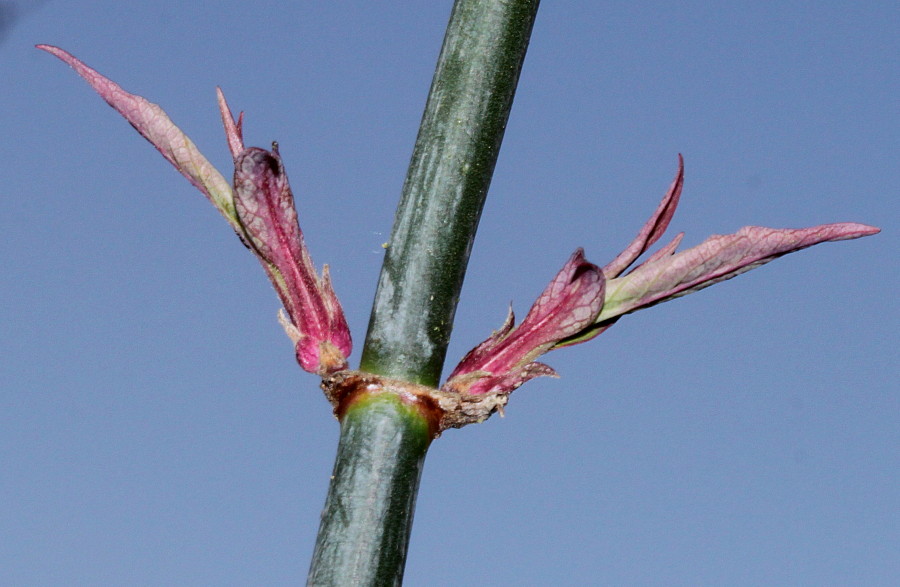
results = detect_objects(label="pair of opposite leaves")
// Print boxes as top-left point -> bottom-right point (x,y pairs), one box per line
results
38,45 -> 878,400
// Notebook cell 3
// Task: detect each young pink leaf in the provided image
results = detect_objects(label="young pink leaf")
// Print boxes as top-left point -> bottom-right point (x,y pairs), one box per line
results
37,44 -> 240,233
42,45 -> 353,376
444,157 -> 879,392
602,155 -> 684,278
217,87 -> 244,161
234,147 -> 307,277
442,249 -> 604,395
596,222 -> 880,323
559,161 -> 880,347
233,146 -> 351,374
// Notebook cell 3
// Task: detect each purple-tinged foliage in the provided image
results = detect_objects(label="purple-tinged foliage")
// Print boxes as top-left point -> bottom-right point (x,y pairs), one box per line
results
39,45 -> 351,375
443,249 -> 604,395
39,45 -> 879,393
445,158 -> 879,395
36,45 -> 239,233
602,155 -> 685,279
233,146 -> 351,373
594,223 -> 878,325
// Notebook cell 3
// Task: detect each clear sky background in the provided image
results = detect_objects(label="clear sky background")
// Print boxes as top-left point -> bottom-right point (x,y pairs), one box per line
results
2,1 -> 896,585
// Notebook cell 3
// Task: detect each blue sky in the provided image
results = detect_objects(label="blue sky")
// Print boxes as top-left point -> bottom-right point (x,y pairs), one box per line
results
2,1 -> 897,584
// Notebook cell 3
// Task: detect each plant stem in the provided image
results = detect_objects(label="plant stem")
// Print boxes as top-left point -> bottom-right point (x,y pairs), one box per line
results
360,0 -> 541,387
306,393 -> 432,587
308,1 -> 539,584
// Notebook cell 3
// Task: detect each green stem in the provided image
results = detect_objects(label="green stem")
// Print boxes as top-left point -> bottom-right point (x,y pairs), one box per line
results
360,0 -> 541,387
306,394 -> 432,587
308,1 -> 539,584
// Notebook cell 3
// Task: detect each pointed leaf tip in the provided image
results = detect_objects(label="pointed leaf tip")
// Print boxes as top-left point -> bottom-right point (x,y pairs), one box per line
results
602,155 -> 684,278
598,221 -> 880,323
37,45 -> 239,231
216,87 -> 244,160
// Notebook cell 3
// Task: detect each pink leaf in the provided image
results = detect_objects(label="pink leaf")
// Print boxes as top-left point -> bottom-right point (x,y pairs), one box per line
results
602,155 -> 684,278
443,157 -> 879,391
598,223 -> 880,322
37,45 -> 239,232
42,45 -> 353,376
233,147 -> 351,374
216,87 -> 244,161
233,147 -> 307,274
443,249 -> 604,394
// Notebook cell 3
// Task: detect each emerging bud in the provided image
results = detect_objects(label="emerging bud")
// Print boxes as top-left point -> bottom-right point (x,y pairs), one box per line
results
39,45 -> 352,375
233,146 -> 351,374
444,156 -> 879,398
442,249 -> 605,395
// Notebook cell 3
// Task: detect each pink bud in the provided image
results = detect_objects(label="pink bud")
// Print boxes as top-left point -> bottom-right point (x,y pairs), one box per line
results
443,249 -> 604,395
233,146 -> 351,374
40,45 -> 352,375
444,156 -> 879,395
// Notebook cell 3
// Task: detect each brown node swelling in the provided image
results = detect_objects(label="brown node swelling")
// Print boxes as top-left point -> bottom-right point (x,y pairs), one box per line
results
321,371 -> 512,438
